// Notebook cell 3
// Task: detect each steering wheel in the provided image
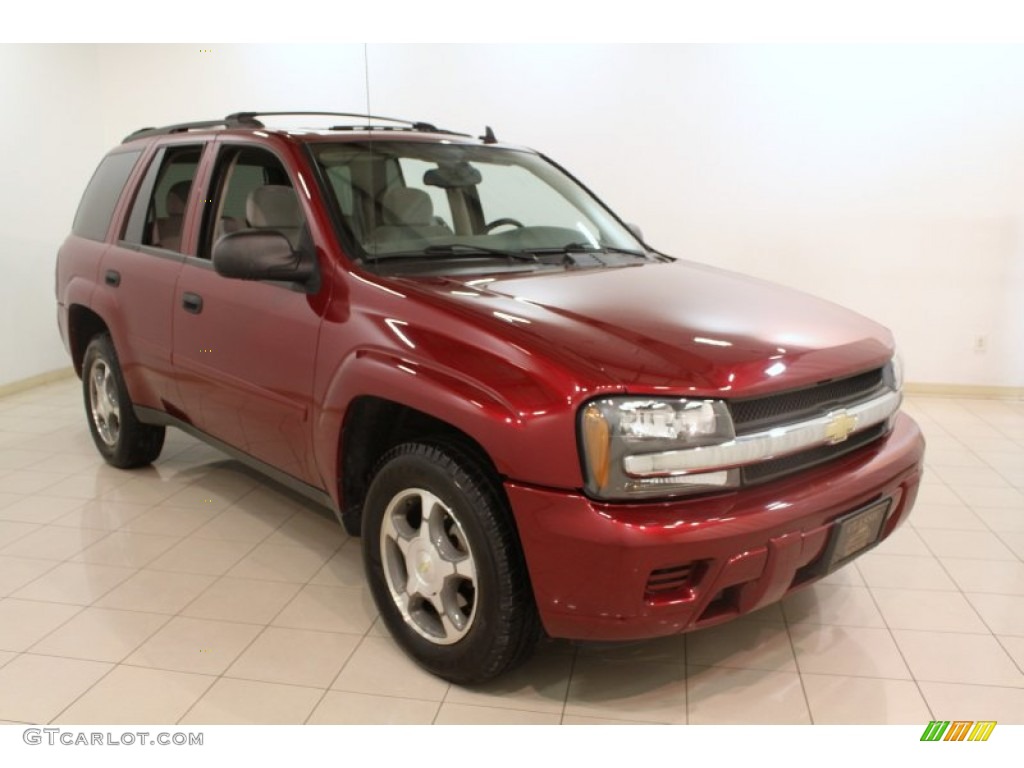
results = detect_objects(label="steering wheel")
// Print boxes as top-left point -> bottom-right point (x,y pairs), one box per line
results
483,218 -> 525,233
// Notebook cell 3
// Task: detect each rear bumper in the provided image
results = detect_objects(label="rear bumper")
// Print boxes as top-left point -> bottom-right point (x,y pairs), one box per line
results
506,412 -> 924,641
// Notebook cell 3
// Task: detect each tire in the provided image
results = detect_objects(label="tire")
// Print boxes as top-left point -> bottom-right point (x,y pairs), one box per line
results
82,333 -> 165,468
362,441 -> 540,683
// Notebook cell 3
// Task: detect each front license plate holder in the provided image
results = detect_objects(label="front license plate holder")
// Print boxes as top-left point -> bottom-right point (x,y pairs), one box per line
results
820,498 -> 891,573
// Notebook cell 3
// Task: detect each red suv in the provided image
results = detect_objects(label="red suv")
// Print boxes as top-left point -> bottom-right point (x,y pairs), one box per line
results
56,111 -> 925,683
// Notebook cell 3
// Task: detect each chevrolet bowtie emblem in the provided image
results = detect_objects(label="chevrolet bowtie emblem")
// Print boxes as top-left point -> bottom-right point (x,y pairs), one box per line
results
825,410 -> 858,444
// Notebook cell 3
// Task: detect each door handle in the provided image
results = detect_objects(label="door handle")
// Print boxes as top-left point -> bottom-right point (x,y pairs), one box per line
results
104,269 -> 121,287
182,292 -> 203,314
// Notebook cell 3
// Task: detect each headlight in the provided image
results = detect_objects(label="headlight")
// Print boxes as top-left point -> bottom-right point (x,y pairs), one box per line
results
885,353 -> 904,392
579,397 -> 738,500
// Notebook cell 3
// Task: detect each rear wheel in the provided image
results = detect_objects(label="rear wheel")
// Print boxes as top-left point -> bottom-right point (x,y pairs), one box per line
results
362,442 -> 540,683
82,333 -> 165,468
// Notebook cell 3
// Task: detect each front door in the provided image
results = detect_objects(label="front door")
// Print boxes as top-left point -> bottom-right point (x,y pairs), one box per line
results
171,141 -> 328,486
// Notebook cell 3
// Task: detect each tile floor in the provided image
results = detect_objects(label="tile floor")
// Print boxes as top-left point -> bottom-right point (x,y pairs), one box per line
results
0,378 -> 1022,725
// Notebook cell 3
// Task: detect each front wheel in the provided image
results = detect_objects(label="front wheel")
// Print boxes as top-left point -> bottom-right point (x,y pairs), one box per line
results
82,333 -> 165,468
362,442 -> 540,683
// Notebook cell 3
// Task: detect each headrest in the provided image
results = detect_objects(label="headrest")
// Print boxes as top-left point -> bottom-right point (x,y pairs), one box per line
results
246,185 -> 302,228
381,187 -> 434,226
166,180 -> 192,216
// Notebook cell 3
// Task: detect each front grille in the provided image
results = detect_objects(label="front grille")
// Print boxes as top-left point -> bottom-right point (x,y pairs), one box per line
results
729,367 -> 887,435
741,422 -> 887,486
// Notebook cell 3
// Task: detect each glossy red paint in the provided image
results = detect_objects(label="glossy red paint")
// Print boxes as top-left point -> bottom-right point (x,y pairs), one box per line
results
506,414 -> 923,640
57,120 -> 925,652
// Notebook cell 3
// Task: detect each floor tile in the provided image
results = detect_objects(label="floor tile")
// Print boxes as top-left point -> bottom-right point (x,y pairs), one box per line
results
124,616 -> 262,675
790,624 -> 911,679
782,584 -> 885,627
50,499 -> 149,530
0,599 -> 82,651
191,507 -> 291,544
856,553 -> 957,591
147,537 -> 255,576
999,635 -> 1024,669
445,646 -> 573,713
974,507 -> 1024,534
332,636 -> 450,702
685,616 -> 796,671
0,470 -> 68,495
179,678 -> 322,724
951,485 -> 1024,510
873,525 -> 931,556
0,654 -> 112,723
307,690 -> 439,725
101,477 -> 191,506
226,626 -> 360,688
892,629 -> 1024,687
919,681 -> 1024,723
909,504 -> 987,531
871,588 -> 989,633
687,666 -> 809,724
182,577 -> 301,625
39,473 -> 132,501
226,541 -> 334,583
0,521 -> 41,549
53,665 -> 214,724
574,633 -> 686,667
0,556 -> 57,597
0,495 -> 86,525
120,506 -> 220,537
30,607 -> 170,662
941,559 -> 1024,595
561,714 -> 662,725
72,530 -> 180,568
272,584 -> 377,635
95,569 -> 216,614
12,561 -> 136,605
801,674 -> 932,724
434,702 -> 560,724
564,657 -> 687,724
309,542 -> 365,588
964,593 -> 1024,636
1,525 -> 109,560
917,528 -> 1017,560
264,511 -> 348,551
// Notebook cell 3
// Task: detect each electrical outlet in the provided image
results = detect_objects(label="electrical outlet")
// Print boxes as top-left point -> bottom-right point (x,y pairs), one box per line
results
974,335 -> 987,354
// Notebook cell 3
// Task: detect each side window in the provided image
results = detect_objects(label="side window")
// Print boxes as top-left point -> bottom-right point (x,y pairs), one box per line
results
72,150 -> 142,242
200,146 -> 308,259
122,145 -> 203,252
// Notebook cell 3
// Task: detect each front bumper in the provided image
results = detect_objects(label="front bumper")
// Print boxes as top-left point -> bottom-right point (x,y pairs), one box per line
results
506,412 -> 925,641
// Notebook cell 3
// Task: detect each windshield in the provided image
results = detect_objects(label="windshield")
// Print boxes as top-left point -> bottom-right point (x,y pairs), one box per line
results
311,141 -> 646,272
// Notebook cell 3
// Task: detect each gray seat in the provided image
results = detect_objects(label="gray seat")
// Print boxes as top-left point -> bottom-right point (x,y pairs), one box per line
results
372,187 -> 451,245
246,185 -> 303,248
153,179 -> 191,251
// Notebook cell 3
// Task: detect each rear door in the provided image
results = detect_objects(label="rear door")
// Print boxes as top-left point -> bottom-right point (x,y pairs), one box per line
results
171,140 -> 327,485
97,141 -> 204,411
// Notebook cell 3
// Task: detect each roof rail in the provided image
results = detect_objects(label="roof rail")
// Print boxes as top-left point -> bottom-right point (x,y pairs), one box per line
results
122,111 -> 463,143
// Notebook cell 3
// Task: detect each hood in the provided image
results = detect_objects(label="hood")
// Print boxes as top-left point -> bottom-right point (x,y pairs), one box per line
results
395,260 -> 894,397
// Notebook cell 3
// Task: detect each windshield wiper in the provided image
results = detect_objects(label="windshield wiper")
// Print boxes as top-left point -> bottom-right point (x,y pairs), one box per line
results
530,242 -> 647,258
369,244 -> 539,264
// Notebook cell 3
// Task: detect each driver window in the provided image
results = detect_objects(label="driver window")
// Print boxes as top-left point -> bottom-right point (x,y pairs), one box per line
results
200,146 -> 308,259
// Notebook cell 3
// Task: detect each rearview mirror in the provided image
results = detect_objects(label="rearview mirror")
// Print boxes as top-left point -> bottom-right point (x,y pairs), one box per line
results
423,161 -> 483,189
213,230 -> 314,284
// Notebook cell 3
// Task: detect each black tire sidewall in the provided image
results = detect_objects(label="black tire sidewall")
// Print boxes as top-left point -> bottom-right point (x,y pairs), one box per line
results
362,444 -> 526,683
81,333 -> 163,468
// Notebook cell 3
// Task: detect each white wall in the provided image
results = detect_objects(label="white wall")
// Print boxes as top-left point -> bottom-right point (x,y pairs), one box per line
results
3,44 -> 1023,389
0,45 -> 108,386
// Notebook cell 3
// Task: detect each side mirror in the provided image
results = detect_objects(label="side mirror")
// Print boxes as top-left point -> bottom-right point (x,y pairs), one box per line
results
212,230 -> 314,284
626,223 -> 644,243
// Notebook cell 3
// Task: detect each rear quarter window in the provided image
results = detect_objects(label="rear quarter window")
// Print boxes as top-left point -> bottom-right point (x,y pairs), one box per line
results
71,150 -> 142,242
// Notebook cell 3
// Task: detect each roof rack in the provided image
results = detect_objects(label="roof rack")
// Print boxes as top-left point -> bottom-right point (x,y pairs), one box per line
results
122,111 -> 467,143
